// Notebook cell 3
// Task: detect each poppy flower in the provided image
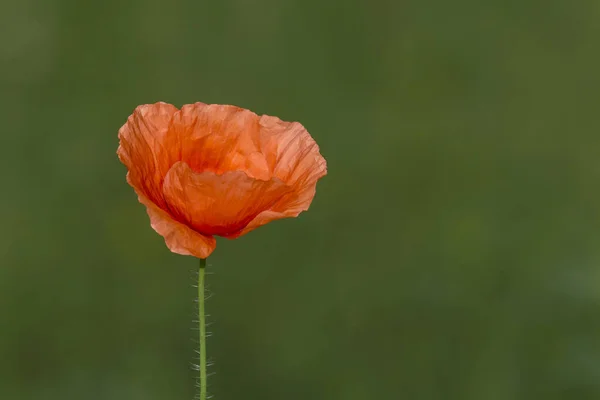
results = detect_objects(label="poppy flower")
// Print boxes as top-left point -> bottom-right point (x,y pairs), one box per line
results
117,102 -> 327,259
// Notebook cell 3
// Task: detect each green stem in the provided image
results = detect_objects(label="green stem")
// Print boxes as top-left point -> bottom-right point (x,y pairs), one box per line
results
198,258 -> 207,400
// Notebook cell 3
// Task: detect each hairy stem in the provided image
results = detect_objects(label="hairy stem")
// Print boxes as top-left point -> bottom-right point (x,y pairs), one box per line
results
198,258 -> 207,400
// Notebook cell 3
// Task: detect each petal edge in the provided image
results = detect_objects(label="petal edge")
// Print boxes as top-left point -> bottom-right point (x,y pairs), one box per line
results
129,174 -> 217,258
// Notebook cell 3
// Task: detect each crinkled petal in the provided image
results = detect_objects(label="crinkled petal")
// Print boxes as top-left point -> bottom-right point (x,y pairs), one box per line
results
129,175 -> 216,258
117,102 -> 179,208
258,115 -> 326,185
162,161 -> 292,236
170,103 -> 271,180
223,171 -> 324,239
223,116 -> 327,238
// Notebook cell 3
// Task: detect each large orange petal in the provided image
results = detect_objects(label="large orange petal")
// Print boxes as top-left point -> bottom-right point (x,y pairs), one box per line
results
222,181 -> 323,239
170,103 -> 272,180
162,161 -> 292,236
257,115 -> 326,185
223,116 -> 327,238
129,175 -> 217,258
117,102 -> 179,208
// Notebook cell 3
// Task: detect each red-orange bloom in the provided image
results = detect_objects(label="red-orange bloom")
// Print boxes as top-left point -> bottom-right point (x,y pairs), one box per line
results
117,102 -> 327,258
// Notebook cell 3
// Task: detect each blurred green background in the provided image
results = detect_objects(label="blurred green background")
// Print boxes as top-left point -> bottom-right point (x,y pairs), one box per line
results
2,0 -> 600,399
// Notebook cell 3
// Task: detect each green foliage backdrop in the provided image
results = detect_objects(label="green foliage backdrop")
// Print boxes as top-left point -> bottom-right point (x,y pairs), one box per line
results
2,1 -> 600,399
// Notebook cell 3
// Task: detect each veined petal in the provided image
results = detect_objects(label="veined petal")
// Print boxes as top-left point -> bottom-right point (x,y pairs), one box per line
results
162,161 -> 292,236
129,175 -> 216,258
117,102 -> 179,208
258,115 -> 326,185
223,116 -> 327,238
223,167 -> 325,239
171,103 -> 271,180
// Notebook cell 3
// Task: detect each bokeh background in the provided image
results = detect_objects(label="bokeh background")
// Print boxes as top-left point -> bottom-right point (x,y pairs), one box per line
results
2,1 -> 600,399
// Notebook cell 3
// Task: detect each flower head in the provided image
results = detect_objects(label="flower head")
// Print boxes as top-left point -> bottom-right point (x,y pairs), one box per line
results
117,102 -> 327,258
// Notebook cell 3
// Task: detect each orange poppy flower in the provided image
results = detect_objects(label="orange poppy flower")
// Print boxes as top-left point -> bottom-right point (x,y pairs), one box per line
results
117,102 -> 327,258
